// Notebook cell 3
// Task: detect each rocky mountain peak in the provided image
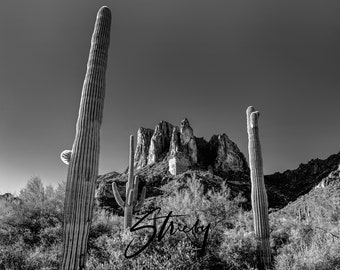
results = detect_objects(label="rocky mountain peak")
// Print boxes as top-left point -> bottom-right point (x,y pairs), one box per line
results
133,118 -> 248,176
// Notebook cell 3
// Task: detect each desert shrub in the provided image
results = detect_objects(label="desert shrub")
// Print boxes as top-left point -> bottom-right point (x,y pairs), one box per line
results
219,231 -> 257,270
273,220 -> 340,270
271,182 -> 340,270
0,177 -> 64,269
4,174 -> 340,269
218,210 -> 259,270
0,240 -> 27,270
87,226 -> 207,270
158,176 -> 251,267
86,175 -> 254,269
87,208 -> 198,269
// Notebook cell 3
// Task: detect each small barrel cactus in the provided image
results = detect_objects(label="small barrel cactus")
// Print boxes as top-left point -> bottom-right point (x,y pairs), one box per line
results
246,106 -> 271,269
61,6 -> 111,270
112,135 -> 146,229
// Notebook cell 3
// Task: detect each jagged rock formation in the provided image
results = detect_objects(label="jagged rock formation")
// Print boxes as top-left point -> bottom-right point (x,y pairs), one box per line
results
168,119 -> 198,175
210,134 -> 249,174
179,118 -> 198,164
134,118 -> 247,176
169,126 -> 180,155
169,152 -> 192,175
147,121 -> 174,165
134,127 -> 154,169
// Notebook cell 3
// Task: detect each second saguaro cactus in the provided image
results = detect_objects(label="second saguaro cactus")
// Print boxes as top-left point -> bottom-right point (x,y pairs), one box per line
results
246,106 -> 271,269
112,135 -> 146,229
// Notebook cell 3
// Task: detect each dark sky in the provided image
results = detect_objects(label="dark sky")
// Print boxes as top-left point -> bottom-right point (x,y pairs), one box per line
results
1,0 -> 340,193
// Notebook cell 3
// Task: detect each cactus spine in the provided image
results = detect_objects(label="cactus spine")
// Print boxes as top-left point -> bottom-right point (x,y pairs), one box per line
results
246,106 -> 271,269
112,135 -> 146,229
61,7 -> 111,270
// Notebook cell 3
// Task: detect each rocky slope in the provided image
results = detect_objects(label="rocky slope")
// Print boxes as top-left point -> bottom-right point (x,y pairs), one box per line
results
270,166 -> 340,221
95,161 -> 251,215
264,152 -> 340,210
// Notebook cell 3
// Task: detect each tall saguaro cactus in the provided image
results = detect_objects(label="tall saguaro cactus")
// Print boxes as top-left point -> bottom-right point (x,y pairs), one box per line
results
246,106 -> 271,269
61,7 -> 111,270
112,135 -> 146,229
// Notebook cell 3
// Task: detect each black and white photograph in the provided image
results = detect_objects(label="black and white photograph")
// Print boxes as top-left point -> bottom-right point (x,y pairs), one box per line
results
0,1 -> 340,269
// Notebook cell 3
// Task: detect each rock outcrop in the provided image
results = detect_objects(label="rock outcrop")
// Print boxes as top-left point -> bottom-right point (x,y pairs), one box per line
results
169,126 -> 181,155
168,119 -> 199,175
134,127 -> 154,169
210,134 -> 249,174
314,164 -> 340,189
169,152 -> 192,175
179,118 -> 198,164
147,121 -> 174,165
132,118 -> 248,176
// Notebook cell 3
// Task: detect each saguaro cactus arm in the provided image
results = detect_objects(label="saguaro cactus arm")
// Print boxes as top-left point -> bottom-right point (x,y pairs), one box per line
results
133,176 -> 139,202
246,106 -> 271,269
60,150 -> 72,165
61,6 -> 111,270
112,182 -> 125,208
127,189 -> 134,206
